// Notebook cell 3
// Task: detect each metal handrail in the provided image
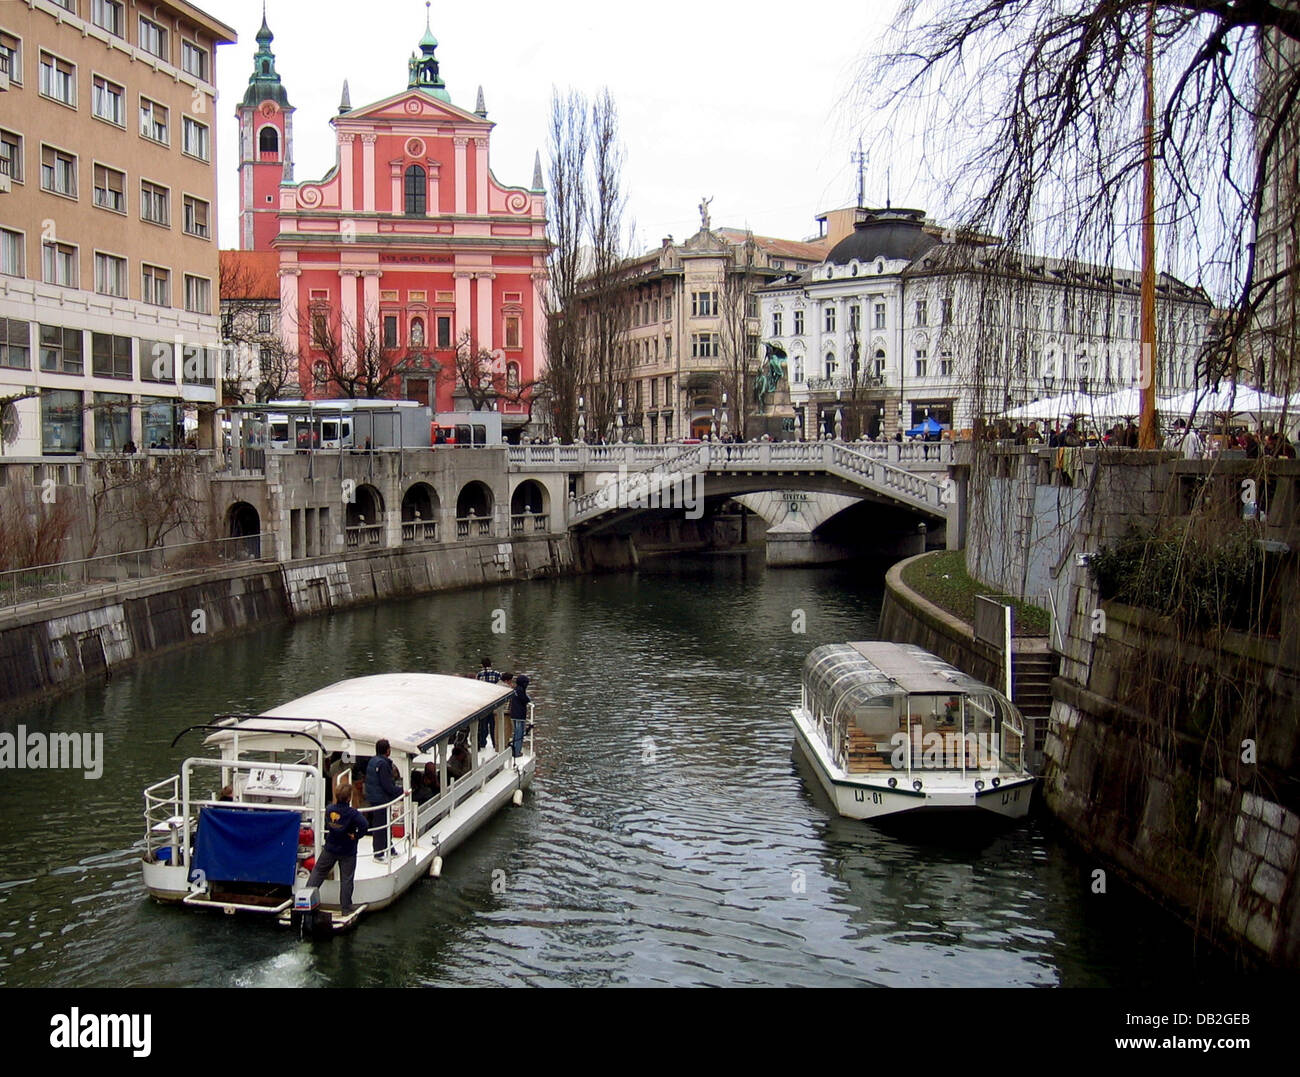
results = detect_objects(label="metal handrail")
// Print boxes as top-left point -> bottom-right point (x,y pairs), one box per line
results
1,533 -> 275,612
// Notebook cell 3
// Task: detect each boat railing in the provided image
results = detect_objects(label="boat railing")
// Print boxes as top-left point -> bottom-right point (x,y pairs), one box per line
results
414,718 -> 532,839
143,774 -> 182,862
363,789 -> 414,871
181,757 -> 325,879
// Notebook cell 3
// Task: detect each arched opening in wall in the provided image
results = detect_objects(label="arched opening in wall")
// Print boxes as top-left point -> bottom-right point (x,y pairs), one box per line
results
227,501 -> 261,558
510,479 -> 549,534
401,482 -> 440,543
345,484 -> 384,547
259,125 -> 279,157
456,481 -> 493,538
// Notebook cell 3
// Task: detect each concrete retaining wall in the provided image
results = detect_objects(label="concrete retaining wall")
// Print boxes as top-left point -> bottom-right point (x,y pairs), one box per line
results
0,534 -> 574,708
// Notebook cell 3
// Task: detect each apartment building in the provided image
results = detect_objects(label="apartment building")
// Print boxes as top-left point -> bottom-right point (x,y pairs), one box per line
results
586,219 -> 827,442
761,208 -> 1211,438
0,0 -> 236,456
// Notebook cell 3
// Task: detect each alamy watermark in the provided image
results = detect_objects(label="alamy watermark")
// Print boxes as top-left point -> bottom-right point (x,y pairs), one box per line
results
0,726 -> 103,779
890,730 -> 1002,771
591,466 -> 704,520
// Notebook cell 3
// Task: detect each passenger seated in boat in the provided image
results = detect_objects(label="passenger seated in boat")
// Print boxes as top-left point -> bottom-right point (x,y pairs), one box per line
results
218,785 -> 234,802
411,771 -> 435,806
447,733 -> 471,781
420,761 -> 440,798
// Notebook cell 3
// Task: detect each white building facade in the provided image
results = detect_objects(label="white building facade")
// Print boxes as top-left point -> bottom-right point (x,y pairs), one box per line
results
761,208 -> 1212,438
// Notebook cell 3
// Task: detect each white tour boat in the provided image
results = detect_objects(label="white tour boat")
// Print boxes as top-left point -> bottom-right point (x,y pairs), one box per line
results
792,642 -> 1035,822
141,673 -> 534,933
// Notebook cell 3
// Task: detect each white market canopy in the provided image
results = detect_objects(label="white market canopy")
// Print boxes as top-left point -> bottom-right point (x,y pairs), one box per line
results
1162,385 -> 1288,417
1000,392 -> 1097,421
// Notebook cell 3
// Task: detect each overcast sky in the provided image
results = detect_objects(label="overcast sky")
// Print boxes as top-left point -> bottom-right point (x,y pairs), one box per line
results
213,0 -> 901,253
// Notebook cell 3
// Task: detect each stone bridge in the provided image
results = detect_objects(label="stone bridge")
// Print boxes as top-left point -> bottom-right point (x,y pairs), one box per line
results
506,440 -> 954,537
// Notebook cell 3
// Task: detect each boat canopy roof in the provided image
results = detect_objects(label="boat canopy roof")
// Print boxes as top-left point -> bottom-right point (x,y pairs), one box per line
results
803,642 -> 994,713
203,674 -> 513,756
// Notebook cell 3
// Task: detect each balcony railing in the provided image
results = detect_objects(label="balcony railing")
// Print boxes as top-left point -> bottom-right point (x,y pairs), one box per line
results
804,374 -> 886,392
344,524 -> 382,548
400,519 -> 439,543
456,516 -> 492,538
510,513 -> 550,534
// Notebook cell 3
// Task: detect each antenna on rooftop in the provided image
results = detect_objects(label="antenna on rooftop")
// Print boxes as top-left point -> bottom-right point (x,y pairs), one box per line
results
851,137 -> 867,210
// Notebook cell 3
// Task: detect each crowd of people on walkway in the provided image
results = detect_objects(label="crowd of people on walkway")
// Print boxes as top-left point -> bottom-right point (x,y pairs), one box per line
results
984,417 -> 1296,459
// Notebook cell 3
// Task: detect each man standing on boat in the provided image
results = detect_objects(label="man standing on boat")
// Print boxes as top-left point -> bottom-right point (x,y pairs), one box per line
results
306,779 -> 369,914
475,657 -> 502,751
364,739 -> 402,861
509,675 -> 531,766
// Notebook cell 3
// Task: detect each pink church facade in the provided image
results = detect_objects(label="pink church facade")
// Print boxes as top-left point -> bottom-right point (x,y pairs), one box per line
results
237,16 -> 547,421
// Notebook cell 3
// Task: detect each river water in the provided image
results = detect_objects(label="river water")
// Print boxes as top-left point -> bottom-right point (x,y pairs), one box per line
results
0,553 -> 1242,987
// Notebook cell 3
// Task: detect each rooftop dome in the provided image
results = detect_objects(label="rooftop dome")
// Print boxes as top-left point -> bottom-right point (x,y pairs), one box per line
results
826,208 -> 938,266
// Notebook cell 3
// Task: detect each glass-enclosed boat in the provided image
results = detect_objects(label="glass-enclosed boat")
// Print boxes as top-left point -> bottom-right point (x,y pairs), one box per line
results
791,642 -> 1034,821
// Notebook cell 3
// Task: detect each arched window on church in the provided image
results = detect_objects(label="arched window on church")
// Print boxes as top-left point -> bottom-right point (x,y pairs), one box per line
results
259,126 -> 279,156
405,164 -> 427,215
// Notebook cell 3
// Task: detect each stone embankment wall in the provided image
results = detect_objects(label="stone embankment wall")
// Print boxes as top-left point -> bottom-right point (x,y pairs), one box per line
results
0,511 -> 757,708
965,445 -> 1300,966
0,534 -> 571,708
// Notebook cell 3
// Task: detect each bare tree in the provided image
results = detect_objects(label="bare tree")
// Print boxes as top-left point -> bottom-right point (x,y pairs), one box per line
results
540,89 -> 591,443
716,234 -> 762,439
86,452 -> 208,557
307,305 -> 445,401
219,255 -> 300,404
452,331 -> 536,411
0,488 -> 74,571
540,87 -> 633,442
864,0 -> 1300,402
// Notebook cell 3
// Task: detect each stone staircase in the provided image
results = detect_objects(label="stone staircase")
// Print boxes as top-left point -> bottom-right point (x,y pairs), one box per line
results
1013,648 -> 1057,772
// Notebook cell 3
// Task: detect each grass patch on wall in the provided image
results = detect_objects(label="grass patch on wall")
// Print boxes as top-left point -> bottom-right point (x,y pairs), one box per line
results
901,550 -> 1051,635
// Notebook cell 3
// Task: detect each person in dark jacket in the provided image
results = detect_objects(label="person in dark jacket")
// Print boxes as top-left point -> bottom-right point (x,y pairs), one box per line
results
364,739 -> 402,860
509,675 -> 531,763
306,780 -> 370,914
475,657 -> 502,749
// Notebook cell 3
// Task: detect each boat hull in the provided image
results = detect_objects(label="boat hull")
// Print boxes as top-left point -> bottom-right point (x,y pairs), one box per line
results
791,708 -> 1033,822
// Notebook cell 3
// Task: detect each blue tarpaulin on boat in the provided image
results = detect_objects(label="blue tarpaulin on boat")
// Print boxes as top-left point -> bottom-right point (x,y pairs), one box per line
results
194,807 -> 300,885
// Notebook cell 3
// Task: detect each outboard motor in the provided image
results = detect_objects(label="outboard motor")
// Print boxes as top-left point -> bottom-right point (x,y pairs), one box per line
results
292,886 -> 330,940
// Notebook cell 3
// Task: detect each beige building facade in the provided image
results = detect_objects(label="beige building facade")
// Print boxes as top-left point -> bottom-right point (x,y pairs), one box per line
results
0,0 -> 235,456
601,219 -> 826,443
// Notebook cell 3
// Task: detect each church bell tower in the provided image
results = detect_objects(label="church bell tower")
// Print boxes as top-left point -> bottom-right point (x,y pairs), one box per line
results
237,9 -> 294,251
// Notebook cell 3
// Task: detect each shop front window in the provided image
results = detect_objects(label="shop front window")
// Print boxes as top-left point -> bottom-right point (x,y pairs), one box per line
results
41,389 -> 83,454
